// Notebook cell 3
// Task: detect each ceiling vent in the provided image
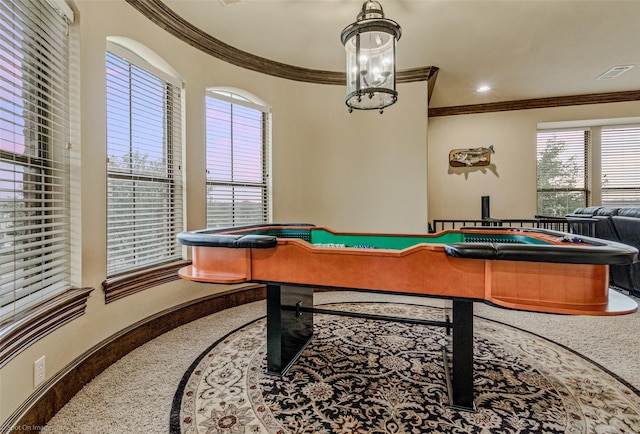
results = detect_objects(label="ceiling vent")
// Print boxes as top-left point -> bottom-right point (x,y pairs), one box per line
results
596,65 -> 635,80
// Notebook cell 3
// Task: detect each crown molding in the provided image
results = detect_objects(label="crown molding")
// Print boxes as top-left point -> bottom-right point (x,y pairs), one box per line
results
125,0 -> 438,96
429,90 -> 640,117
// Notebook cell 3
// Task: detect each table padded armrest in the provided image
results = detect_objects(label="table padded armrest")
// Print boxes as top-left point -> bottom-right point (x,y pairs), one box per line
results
444,242 -> 637,265
177,232 -> 277,248
444,243 -> 497,260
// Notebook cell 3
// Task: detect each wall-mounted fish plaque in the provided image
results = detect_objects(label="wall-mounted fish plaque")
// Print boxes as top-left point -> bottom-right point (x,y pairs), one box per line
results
449,145 -> 494,167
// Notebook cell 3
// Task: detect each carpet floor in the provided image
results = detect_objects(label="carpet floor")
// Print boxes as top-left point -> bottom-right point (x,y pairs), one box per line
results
43,291 -> 640,433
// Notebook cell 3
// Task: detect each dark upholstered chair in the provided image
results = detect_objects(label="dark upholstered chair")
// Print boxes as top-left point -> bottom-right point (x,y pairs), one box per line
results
567,207 -> 640,294
611,208 -> 640,292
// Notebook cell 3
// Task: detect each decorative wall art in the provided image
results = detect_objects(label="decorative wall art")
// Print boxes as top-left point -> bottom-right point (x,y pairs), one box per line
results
449,145 -> 495,167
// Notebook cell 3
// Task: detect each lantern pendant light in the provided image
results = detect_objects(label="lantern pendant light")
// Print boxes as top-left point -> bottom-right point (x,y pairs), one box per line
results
340,0 -> 401,113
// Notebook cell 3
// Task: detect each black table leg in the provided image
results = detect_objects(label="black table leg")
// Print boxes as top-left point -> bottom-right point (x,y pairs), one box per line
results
265,284 -> 314,376
265,286 -> 475,410
451,299 -> 475,411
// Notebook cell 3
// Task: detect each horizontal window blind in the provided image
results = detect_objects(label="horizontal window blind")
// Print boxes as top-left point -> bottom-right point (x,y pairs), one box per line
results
536,129 -> 590,216
0,0 -> 71,323
106,51 -> 183,276
206,92 -> 270,228
601,126 -> 640,207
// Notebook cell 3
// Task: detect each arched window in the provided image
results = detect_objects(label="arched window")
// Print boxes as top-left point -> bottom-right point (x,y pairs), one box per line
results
106,38 -> 184,277
205,88 -> 271,227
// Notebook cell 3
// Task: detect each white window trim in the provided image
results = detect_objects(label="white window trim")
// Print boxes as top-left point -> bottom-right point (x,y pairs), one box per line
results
537,117 -> 640,210
105,40 -> 185,278
205,87 -> 272,227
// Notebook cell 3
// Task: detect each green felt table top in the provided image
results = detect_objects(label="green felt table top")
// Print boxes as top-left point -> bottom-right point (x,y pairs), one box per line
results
248,228 -> 551,250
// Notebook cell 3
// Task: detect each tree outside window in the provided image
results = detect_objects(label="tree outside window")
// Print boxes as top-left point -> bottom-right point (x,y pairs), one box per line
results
536,130 -> 589,217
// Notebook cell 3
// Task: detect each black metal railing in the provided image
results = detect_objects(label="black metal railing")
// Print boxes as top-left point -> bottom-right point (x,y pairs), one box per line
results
429,216 -> 596,236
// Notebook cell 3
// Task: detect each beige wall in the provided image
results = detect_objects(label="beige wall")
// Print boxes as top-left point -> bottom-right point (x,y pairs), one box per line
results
427,100 -> 640,221
273,81 -> 429,233
4,0 -> 638,425
0,0 -> 428,425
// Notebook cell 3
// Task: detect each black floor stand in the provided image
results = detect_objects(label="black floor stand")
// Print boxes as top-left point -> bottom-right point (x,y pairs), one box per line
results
447,299 -> 476,411
265,284 -> 476,412
265,285 -> 314,376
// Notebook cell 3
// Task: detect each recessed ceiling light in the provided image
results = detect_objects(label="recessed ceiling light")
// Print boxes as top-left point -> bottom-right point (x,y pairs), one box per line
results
596,65 -> 635,80
477,85 -> 491,93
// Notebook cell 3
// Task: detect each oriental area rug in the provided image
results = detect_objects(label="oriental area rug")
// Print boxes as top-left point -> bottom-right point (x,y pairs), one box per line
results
171,302 -> 640,434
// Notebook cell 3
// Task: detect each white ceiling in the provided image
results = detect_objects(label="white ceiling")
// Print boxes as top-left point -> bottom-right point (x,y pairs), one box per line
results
165,0 -> 640,108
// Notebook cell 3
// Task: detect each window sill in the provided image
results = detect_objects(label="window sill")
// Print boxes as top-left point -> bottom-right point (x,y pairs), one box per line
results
0,287 -> 94,368
102,260 -> 192,303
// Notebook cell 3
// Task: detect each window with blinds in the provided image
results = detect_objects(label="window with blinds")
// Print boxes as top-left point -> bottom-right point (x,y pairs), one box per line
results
601,126 -> 640,207
106,51 -> 183,277
0,0 -> 71,324
536,129 -> 590,216
205,90 -> 270,228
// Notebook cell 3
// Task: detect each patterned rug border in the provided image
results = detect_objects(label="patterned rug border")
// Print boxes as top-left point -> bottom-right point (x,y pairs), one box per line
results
169,316 -> 264,433
473,311 -> 640,397
169,301 -> 640,433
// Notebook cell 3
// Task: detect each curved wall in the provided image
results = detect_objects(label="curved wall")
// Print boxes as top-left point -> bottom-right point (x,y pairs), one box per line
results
0,0 -> 429,426
2,0 -> 640,427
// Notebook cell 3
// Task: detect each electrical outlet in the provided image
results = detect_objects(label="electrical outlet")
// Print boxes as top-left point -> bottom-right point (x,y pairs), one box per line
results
34,356 -> 45,388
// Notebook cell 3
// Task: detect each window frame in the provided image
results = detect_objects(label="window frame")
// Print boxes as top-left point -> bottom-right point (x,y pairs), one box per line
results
0,0 -> 73,323
205,89 -> 272,228
0,0 -> 92,367
537,119 -> 640,215
535,128 -> 591,216
103,41 -> 185,300
600,124 -> 640,207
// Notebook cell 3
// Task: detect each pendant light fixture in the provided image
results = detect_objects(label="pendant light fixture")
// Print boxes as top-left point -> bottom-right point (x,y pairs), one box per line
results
340,0 -> 401,113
